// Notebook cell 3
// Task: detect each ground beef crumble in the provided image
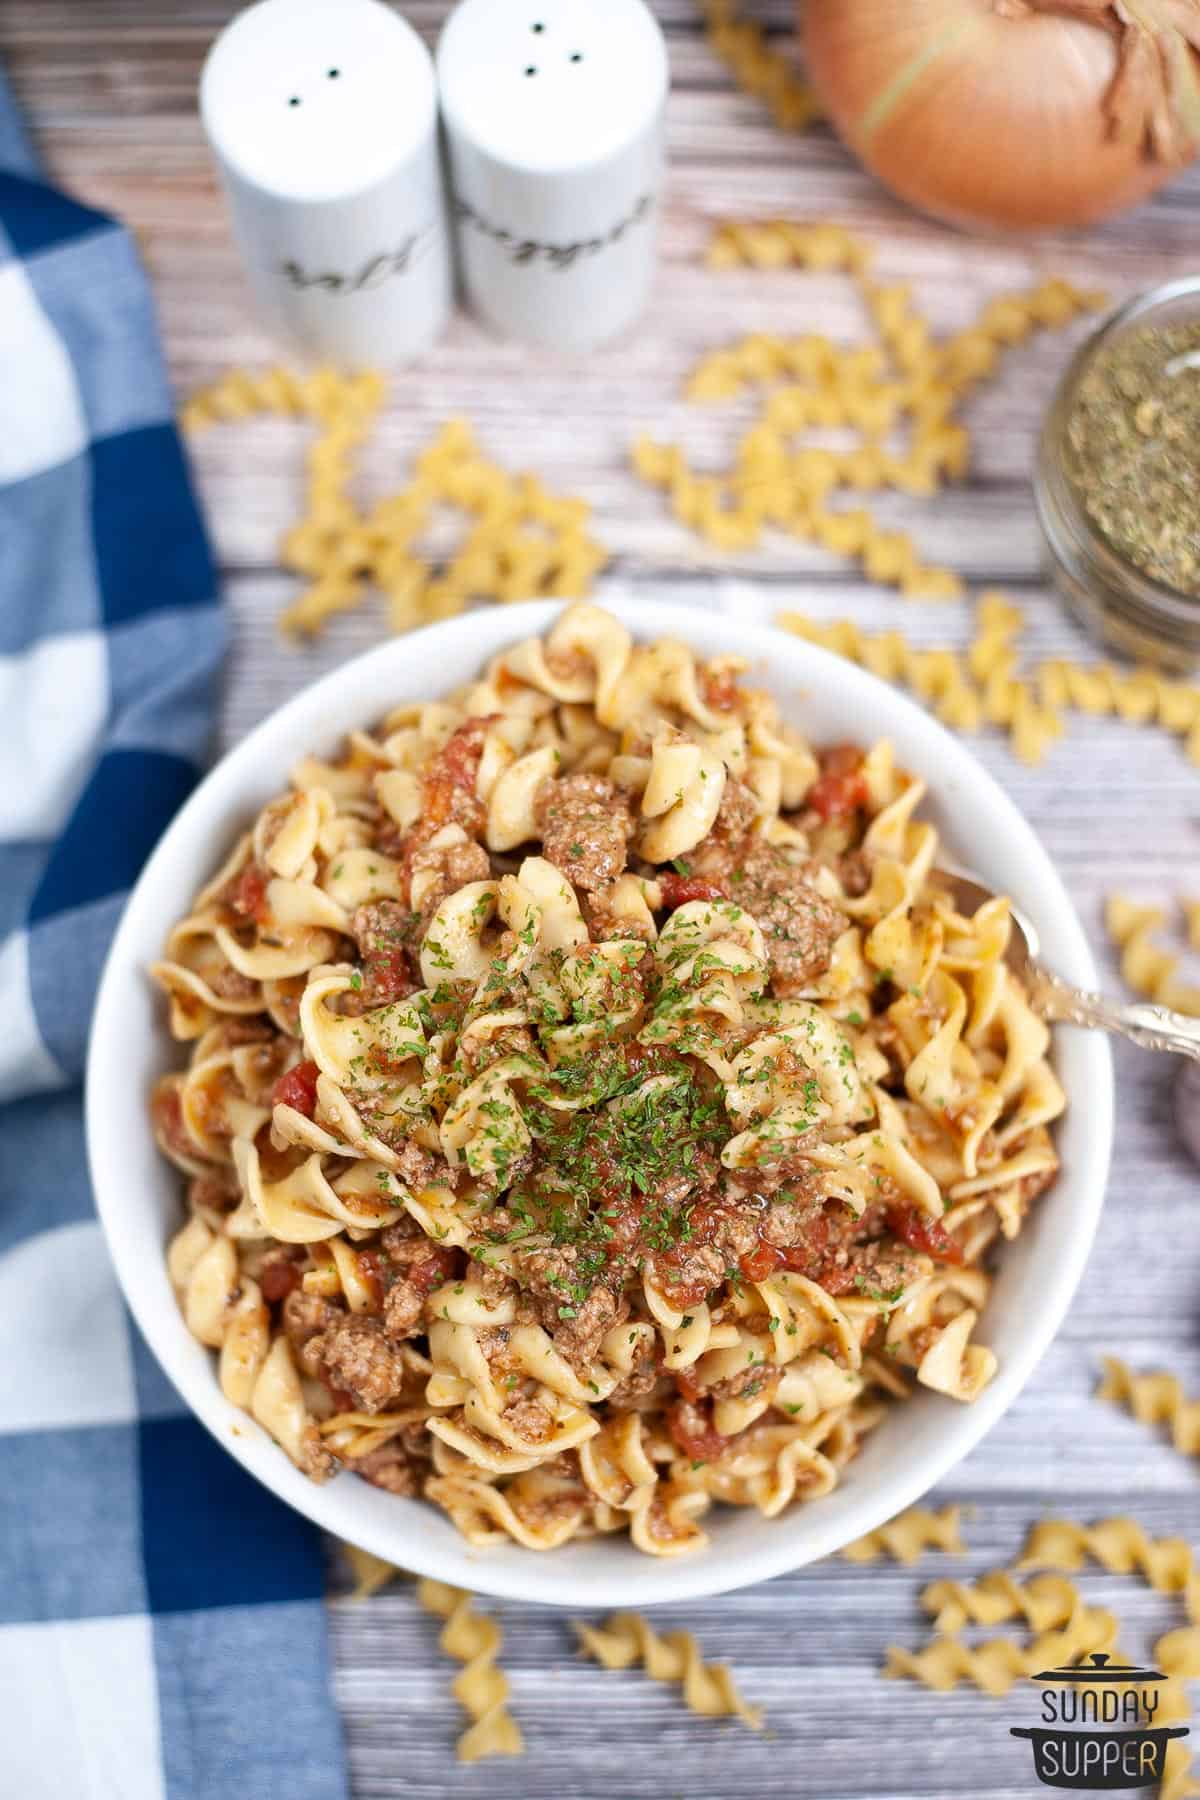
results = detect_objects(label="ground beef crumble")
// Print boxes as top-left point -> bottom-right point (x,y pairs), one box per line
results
322,912 -> 405,1022
535,773 -> 633,893
299,1424 -> 339,1482
516,1245 -> 626,1370
734,838 -> 847,993
584,885 -> 656,942
712,774 -> 759,845
207,963 -> 260,1002
354,1424 -> 432,1496
504,1396 -> 555,1442
382,1281 -> 426,1342
408,837 -> 491,913
307,1313 -> 413,1414
604,1333 -> 664,1410
282,1289 -> 340,1364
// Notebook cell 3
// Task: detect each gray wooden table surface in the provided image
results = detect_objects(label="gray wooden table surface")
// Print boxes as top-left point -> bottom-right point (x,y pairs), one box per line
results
8,3 -> 1200,1794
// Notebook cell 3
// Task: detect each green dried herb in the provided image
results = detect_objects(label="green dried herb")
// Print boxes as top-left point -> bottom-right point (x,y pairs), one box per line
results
1064,320 -> 1200,597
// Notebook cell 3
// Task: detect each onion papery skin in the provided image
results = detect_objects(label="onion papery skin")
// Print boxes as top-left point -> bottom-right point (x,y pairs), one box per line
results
803,0 -> 1181,233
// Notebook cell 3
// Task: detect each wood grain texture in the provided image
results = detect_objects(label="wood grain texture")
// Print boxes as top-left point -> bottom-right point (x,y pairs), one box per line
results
7,4 -> 1200,1795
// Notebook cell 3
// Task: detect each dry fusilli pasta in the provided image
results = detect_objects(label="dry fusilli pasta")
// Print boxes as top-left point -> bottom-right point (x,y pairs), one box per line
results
841,1504 -> 967,1565
642,222 -> 1104,607
1017,1516 -> 1200,1615
575,1612 -> 763,1727
1160,1739 -> 1200,1800
706,219 -> 868,274
1106,898 -> 1200,1019
1186,901 -> 1200,952
417,1578 -> 525,1762
341,1542 -> 401,1602
1098,1357 -> 1200,1458
699,0 -> 821,132
920,1569 -> 1085,1635
182,372 -> 608,638
1156,1627 -> 1200,1681
885,1604 -> 1119,1695
181,364 -> 381,433
884,1506 -> 1200,1800
778,598 -> 1200,772
778,605 -> 1060,764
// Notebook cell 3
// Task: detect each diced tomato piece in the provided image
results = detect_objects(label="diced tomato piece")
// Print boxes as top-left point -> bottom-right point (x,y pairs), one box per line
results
667,1397 -> 730,1464
271,1059 -> 320,1118
658,871 -> 731,909
151,1082 -> 192,1159
423,716 -> 495,829
739,1240 -> 786,1283
407,1245 -> 460,1297
808,770 -> 867,821
822,743 -> 867,778
886,1203 -> 963,1265
652,1254 -> 718,1310
808,746 -> 868,822
259,1259 -> 302,1304
230,860 -> 271,923
702,666 -> 739,712
796,1256 -> 860,1296
772,1207 -> 860,1295
674,1366 -> 704,1404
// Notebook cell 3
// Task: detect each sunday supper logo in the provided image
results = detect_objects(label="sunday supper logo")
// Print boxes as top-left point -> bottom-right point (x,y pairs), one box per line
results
1010,1653 -> 1188,1790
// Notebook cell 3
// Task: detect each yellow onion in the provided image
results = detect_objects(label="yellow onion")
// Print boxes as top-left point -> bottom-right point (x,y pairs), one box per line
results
803,0 -> 1200,232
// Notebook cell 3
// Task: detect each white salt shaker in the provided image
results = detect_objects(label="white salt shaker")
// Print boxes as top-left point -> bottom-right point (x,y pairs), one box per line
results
437,0 -> 669,352
200,0 -> 452,366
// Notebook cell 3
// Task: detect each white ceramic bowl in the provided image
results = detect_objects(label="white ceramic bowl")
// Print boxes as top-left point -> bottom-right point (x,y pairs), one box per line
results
86,597 -> 1113,1608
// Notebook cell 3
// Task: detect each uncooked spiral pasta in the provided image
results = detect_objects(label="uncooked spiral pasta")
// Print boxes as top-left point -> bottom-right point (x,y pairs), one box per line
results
341,1542 -> 401,1602
646,220 -> 1104,606
841,1503 -> 967,1564
1018,1516 -> 1200,1613
1002,1512 -> 1200,1800
575,1612 -> 763,1726
1186,902 -> 1200,953
782,601 -> 1200,772
920,1569 -> 1086,1634
416,1578 -> 524,1761
885,1605 -> 1120,1695
1106,897 -> 1200,1019
698,0 -> 821,133
1097,1356 -> 1200,1457
1161,1739 -> 1200,1800
706,219 -> 870,275
182,372 -> 607,639
1157,1627 -> 1200,1681
150,604 -> 1064,1556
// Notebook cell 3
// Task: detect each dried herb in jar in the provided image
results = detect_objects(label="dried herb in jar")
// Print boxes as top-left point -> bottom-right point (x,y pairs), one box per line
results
1063,320 -> 1200,598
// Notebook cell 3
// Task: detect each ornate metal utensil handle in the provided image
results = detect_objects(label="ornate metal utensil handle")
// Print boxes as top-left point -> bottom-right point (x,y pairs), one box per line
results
1033,964 -> 1200,1060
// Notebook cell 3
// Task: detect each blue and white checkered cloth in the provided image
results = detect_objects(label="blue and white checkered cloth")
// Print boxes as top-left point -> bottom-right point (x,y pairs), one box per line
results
0,67 -> 347,1798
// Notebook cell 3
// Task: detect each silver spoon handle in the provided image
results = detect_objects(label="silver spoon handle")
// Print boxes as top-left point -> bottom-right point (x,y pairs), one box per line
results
1031,964 -> 1200,1060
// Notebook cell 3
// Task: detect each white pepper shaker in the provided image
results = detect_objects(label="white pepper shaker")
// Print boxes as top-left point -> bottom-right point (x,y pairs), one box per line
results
200,0 -> 452,366
437,0 -> 669,352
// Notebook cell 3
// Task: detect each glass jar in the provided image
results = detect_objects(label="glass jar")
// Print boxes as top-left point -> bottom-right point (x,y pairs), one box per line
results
1035,275 -> 1200,671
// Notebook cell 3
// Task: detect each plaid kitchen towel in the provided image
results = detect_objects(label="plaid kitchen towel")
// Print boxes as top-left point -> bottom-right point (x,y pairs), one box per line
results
0,68 -> 347,1800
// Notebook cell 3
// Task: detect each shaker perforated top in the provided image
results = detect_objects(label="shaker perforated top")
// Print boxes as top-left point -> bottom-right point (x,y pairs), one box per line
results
200,0 -> 438,203
436,0 -> 668,173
